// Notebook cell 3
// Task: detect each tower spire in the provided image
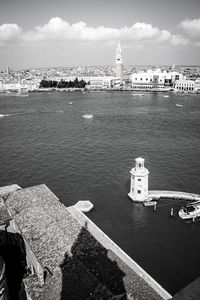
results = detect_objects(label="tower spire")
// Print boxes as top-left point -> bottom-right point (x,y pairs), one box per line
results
116,43 -> 121,54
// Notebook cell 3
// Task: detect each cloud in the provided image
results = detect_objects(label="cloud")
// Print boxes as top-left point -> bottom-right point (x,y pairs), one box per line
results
0,23 -> 22,43
0,18 -> 191,49
180,18 -> 200,39
23,18 -> 174,43
170,34 -> 188,46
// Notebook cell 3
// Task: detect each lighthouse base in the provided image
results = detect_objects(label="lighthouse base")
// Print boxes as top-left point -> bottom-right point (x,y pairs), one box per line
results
128,192 -> 149,203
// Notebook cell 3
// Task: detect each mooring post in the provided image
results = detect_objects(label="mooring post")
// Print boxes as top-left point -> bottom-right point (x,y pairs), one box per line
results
170,208 -> 174,217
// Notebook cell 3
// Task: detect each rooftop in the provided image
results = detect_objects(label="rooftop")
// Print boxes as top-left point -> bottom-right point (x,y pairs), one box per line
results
4,184 -> 170,299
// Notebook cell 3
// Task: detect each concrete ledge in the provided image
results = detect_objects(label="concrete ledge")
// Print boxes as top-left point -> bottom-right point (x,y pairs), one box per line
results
74,200 -> 94,212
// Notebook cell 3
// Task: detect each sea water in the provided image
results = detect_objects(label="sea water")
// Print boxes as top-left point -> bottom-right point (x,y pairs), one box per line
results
0,91 -> 200,294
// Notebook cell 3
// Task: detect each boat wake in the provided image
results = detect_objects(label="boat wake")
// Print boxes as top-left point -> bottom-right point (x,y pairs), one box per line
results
0,113 -> 12,118
0,110 -> 64,119
131,94 -> 145,97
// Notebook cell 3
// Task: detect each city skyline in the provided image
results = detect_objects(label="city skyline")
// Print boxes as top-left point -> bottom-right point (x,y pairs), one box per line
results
0,0 -> 200,69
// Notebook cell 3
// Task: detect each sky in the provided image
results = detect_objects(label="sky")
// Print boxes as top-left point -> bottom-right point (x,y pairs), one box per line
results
0,0 -> 200,69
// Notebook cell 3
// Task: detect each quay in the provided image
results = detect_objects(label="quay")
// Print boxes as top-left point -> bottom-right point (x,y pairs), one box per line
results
148,190 -> 200,202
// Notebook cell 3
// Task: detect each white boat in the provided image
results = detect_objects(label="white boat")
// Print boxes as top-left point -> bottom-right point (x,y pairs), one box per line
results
176,104 -> 183,107
0,114 -> 9,118
82,114 -> 93,119
143,201 -> 157,206
178,201 -> 200,220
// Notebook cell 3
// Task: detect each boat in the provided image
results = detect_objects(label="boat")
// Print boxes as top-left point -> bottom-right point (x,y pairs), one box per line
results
178,201 -> 200,220
143,201 -> 157,206
176,104 -> 183,107
82,114 -> 93,119
0,114 -> 10,118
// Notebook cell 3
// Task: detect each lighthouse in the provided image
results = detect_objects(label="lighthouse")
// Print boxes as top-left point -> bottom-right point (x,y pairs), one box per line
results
128,157 -> 149,202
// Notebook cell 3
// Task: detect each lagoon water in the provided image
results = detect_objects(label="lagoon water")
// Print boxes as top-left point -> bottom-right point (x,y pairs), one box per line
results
0,91 -> 200,295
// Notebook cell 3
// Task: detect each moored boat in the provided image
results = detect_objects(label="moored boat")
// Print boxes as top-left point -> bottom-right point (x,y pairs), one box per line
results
178,201 -> 200,220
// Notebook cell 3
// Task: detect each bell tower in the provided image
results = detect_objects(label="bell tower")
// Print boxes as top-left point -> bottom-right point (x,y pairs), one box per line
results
128,157 -> 149,202
115,43 -> 123,84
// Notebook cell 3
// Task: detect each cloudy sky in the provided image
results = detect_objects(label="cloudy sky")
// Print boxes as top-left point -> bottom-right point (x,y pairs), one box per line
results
0,0 -> 200,69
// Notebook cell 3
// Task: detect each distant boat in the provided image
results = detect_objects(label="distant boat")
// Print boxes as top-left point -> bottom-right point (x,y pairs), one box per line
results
176,104 -> 183,107
179,201 -> 200,220
82,114 -> 93,119
163,95 -> 169,98
69,102 -> 73,105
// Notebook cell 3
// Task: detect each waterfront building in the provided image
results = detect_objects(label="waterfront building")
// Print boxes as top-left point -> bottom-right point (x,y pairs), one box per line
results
194,79 -> 200,92
0,82 -> 39,92
173,79 -> 195,92
115,43 -> 123,84
130,69 -> 184,91
128,157 -> 149,202
83,76 -> 116,90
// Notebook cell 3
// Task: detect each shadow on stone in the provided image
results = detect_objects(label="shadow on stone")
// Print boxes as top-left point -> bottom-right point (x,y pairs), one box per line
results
60,225 -> 127,299
0,230 -> 27,300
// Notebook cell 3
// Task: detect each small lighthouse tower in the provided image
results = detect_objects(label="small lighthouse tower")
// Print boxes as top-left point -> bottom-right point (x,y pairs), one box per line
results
128,157 -> 149,202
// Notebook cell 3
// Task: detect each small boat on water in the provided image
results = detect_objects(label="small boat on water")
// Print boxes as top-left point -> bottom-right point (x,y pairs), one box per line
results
82,114 -> 93,119
143,201 -> 157,206
178,201 -> 200,220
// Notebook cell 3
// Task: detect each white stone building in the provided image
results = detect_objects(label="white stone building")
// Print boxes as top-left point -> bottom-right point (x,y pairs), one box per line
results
173,79 -> 195,92
130,69 -> 184,91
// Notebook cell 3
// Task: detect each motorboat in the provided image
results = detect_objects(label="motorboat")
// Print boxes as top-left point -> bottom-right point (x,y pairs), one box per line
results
143,201 -> 157,206
178,201 -> 200,220
82,114 -> 93,119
